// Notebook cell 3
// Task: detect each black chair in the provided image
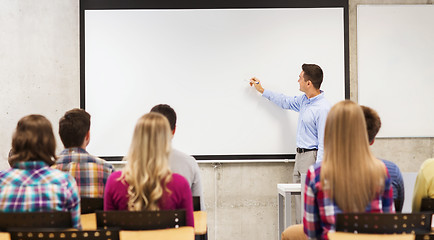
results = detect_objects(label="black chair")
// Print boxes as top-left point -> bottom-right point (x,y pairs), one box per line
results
0,212 -> 72,232
8,229 -> 119,240
81,197 -> 104,214
335,213 -> 432,234
193,196 -> 201,211
421,197 -> 434,212
416,233 -> 434,240
96,209 -> 186,230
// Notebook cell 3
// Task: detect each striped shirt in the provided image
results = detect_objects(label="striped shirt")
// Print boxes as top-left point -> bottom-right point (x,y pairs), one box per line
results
0,161 -> 81,229
303,162 -> 395,240
54,148 -> 114,198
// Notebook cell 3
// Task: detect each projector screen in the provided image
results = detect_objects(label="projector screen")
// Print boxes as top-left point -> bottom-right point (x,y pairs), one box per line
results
80,0 -> 349,160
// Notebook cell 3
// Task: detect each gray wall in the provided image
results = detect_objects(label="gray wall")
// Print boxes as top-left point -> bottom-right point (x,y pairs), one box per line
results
1,0 -> 433,240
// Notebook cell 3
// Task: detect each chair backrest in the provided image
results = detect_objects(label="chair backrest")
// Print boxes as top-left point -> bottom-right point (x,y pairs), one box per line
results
335,213 -> 432,234
421,198 -> 434,212
8,229 -> 119,240
81,197 -> 104,214
0,212 -> 72,231
394,198 -> 403,213
415,233 -> 434,240
193,196 -> 201,211
96,209 -> 186,230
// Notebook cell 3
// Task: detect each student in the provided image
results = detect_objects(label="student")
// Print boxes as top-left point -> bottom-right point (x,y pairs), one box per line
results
54,108 -> 114,198
361,105 -> 405,212
412,158 -> 434,212
104,112 -> 194,227
0,115 -> 81,229
150,104 -> 205,210
303,100 -> 394,239
250,64 -> 331,223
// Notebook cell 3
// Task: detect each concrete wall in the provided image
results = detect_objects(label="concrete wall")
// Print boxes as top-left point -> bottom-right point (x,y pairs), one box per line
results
1,1 -> 433,240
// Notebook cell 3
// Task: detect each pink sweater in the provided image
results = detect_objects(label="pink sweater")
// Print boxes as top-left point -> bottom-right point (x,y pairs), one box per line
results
104,171 -> 194,227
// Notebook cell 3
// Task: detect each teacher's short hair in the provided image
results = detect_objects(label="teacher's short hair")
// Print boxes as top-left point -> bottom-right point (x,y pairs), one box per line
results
302,63 -> 323,89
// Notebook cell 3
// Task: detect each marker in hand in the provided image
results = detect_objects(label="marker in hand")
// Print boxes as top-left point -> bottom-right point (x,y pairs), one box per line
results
249,78 -> 260,86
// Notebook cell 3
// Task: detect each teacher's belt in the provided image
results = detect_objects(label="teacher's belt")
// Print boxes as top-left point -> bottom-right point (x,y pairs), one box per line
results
296,148 -> 318,154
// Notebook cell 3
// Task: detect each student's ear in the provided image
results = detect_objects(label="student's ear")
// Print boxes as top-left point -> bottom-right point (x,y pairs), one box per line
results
172,125 -> 176,136
84,131 -> 90,146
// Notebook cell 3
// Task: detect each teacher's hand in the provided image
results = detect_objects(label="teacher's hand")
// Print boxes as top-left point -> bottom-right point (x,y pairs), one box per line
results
250,77 -> 264,94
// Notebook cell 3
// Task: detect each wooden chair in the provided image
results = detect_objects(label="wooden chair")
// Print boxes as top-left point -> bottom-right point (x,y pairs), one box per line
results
335,213 -> 432,234
420,198 -> 434,212
8,229 -> 119,240
0,212 -> 72,232
95,210 -> 186,230
81,197 -> 104,214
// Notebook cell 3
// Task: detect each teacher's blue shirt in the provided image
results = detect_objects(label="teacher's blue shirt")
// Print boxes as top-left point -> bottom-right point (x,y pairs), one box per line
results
262,90 -> 331,162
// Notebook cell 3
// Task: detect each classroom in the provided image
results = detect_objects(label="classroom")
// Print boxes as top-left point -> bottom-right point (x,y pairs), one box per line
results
0,0 -> 433,240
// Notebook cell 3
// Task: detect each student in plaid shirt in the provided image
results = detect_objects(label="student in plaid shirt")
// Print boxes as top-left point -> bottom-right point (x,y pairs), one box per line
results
303,101 -> 394,240
1,115 -> 81,229
54,109 -> 114,198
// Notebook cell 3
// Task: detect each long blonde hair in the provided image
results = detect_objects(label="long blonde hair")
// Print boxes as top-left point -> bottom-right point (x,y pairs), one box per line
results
121,112 -> 172,211
320,100 -> 386,212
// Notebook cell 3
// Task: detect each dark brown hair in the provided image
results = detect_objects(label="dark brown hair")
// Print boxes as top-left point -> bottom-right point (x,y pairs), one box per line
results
9,114 -> 56,166
150,104 -> 177,131
59,108 -> 91,148
302,63 -> 323,89
361,105 -> 381,143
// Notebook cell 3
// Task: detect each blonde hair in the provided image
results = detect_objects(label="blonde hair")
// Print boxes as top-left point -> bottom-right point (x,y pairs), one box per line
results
120,112 -> 172,211
320,100 -> 386,212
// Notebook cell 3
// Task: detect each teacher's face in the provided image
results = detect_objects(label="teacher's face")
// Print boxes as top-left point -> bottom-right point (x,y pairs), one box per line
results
298,71 -> 308,93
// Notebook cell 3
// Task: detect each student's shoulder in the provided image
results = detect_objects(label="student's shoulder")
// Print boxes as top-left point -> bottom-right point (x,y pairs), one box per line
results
171,173 -> 190,188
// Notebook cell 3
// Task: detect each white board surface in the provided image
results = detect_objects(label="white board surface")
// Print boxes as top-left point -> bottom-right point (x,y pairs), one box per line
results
357,5 -> 434,137
84,8 -> 346,157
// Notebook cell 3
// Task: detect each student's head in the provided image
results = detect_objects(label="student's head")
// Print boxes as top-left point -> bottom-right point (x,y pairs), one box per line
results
9,114 -> 56,166
301,63 -> 323,90
321,100 -> 385,212
122,112 -> 172,211
360,105 -> 381,145
59,108 -> 91,148
150,104 -> 177,132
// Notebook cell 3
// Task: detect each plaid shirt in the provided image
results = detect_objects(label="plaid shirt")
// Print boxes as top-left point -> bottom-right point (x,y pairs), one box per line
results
54,148 -> 114,198
303,162 -> 394,240
0,161 -> 81,229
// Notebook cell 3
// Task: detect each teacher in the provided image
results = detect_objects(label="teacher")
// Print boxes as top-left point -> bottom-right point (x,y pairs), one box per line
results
250,63 -> 331,223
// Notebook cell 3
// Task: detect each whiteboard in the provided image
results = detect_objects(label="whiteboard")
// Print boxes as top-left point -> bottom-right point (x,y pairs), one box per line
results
357,5 -> 434,137
82,6 -> 347,158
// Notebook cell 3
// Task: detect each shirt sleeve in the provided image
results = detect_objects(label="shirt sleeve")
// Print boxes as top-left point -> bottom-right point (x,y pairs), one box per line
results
381,173 -> 395,213
65,175 -> 82,229
262,89 -> 302,112
177,176 -> 195,227
104,172 -> 119,211
315,108 -> 329,163
393,167 -> 405,212
303,166 -> 321,239
412,168 -> 427,212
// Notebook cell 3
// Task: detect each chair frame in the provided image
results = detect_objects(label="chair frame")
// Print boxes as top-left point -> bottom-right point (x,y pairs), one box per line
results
81,197 -> 104,214
335,213 -> 432,234
8,229 -> 119,240
420,198 -> 434,212
96,209 -> 186,230
0,212 -> 72,232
